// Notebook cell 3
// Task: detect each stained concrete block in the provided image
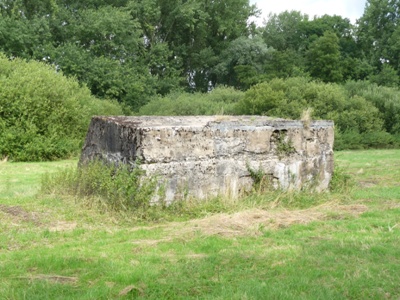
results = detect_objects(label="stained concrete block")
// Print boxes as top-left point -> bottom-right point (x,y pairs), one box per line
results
80,116 -> 334,201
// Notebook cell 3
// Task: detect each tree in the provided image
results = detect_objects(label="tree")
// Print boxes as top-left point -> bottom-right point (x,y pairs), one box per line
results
357,0 -> 400,69
0,0 -> 58,19
262,10 -> 309,52
306,31 -> 343,83
131,0 -> 258,91
213,36 -> 273,90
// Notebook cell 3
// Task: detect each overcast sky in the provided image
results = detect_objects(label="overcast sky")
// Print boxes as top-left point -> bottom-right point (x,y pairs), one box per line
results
250,0 -> 367,25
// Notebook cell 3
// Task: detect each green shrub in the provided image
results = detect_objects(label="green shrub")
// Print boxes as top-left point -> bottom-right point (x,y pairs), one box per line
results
344,81 -> 400,134
235,77 -> 349,120
334,130 -> 364,150
41,160 -> 158,213
235,77 -> 400,150
138,86 -> 243,116
334,130 -> 397,150
0,54 -> 123,161
361,131 -> 397,148
327,95 -> 383,133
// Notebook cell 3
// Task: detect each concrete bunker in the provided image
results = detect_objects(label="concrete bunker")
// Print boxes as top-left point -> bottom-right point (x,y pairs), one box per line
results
79,116 -> 334,202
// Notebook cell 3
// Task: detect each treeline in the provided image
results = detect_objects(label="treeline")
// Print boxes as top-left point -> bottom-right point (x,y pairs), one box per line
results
1,0 -> 399,97
1,0 -> 400,160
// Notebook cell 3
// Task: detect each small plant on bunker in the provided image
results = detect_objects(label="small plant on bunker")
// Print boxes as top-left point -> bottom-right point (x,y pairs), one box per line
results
246,163 -> 270,192
274,131 -> 295,158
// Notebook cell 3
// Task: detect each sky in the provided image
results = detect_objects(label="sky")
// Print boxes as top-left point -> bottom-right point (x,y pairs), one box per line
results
249,0 -> 367,25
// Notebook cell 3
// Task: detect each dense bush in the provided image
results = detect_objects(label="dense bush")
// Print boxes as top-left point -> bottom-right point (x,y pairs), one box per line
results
344,81 -> 400,134
138,86 -> 244,116
234,77 -> 397,150
334,130 -> 400,150
0,54 -> 123,161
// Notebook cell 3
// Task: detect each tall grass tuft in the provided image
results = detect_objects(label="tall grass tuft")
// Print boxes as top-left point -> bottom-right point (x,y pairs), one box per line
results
329,164 -> 354,194
41,160 -> 158,213
40,159 -> 354,222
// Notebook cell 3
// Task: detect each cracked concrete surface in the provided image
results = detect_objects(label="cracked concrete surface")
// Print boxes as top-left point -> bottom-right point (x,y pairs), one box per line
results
80,116 -> 334,201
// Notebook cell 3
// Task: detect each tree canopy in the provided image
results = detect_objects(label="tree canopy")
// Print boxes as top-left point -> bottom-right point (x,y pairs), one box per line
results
1,0 -> 400,157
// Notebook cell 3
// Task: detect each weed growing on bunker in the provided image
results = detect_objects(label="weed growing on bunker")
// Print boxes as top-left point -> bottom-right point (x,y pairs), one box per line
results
246,163 -> 273,193
271,130 -> 296,159
301,107 -> 313,129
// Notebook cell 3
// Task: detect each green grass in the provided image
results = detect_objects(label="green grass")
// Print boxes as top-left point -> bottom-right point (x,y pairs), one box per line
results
1,150 -> 400,299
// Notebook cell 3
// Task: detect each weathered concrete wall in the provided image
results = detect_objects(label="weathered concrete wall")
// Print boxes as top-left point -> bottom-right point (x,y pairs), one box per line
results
80,116 -> 334,201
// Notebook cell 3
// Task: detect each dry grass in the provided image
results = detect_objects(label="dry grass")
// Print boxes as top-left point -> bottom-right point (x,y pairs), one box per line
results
301,107 -> 313,129
0,204 -> 42,226
125,202 -> 369,240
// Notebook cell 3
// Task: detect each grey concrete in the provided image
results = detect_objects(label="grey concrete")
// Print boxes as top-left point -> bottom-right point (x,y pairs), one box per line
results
80,116 -> 334,201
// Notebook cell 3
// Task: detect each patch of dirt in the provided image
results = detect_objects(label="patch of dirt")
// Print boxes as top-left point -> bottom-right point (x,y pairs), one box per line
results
359,180 -> 378,188
0,205 -> 41,226
0,204 -> 78,232
171,204 -> 368,237
48,221 -> 77,232
18,274 -> 78,285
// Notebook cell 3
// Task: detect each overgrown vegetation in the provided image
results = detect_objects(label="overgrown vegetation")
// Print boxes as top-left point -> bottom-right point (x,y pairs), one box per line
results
0,55 -> 123,161
42,160 -> 158,214
138,86 -> 243,116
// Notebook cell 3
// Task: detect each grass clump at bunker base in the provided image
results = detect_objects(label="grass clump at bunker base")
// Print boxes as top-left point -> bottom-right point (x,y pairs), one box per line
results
41,160 -> 159,216
40,155 -> 353,223
1,150 -> 400,299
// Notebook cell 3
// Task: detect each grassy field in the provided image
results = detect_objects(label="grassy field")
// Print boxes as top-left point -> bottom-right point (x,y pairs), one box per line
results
0,150 -> 400,299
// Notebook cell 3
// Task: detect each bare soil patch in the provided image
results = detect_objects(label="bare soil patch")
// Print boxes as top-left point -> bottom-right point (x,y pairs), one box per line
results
0,204 -> 41,225
18,274 -> 78,285
359,180 -> 378,188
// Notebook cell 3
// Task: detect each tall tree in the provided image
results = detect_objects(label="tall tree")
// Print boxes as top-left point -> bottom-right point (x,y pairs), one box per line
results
306,31 -> 343,83
213,36 -> 273,89
357,0 -> 400,70
262,10 -> 309,51
131,0 -> 258,91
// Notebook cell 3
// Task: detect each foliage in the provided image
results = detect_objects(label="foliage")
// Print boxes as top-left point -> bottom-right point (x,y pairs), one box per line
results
213,36 -> 274,90
357,0 -> 400,71
0,54 -> 123,161
235,77 -> 398,150
42,160 -> 158,213
306,31 -> 343,83
369,64 -> 400,88
138,86 -> 243,116
262,10 -> 309,51
344,80 -> 400,134
236,77 -> 341,119
334,130 -> 399,150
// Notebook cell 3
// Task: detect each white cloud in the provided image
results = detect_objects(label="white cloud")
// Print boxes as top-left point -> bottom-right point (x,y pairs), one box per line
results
250,0 -> 367,25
